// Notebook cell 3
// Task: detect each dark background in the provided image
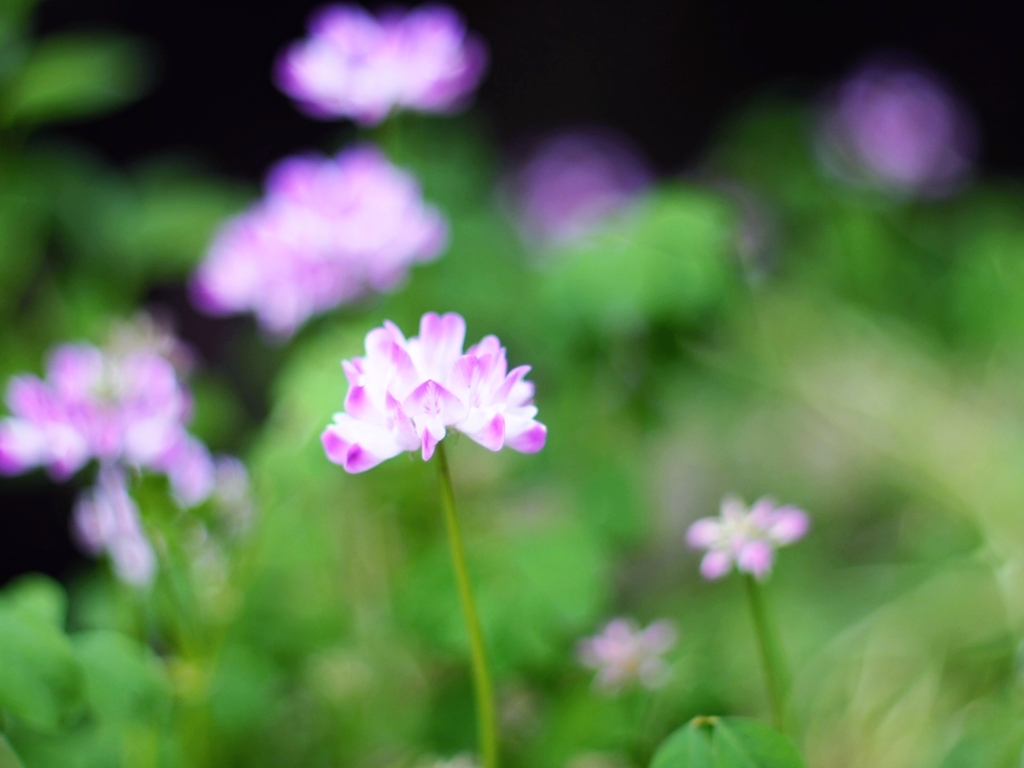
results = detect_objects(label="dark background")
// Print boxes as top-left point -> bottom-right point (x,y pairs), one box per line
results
5,0 -> 1023,585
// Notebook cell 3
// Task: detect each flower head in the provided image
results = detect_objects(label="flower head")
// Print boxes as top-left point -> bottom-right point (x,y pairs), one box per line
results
818,57 -> 977,196
577,618 -> 677,692
322,312 -> 546,472
686,496 -> 809,580
276,4 -> 488,125
191,146 -> 447,337
507,129 -> 652,248
0,337 -> 213,504
0,319 -> 217,586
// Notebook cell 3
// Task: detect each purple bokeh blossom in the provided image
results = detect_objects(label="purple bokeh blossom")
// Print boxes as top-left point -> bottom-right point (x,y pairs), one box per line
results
0,319 -> 217,585
276,4 -> 488,125
687,496 -> 809,580
818,57 -> 978,196
322,312 -> 546,472
507,129 -> 653,248
577,618 -> 677,692
191,146 -> 447,337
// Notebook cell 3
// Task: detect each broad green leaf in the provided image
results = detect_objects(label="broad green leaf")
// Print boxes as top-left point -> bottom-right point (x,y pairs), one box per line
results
0,601 -> 85,731
0,575 -> 68,628
651,720 -> 715,768
714,719 -> 804,768
544,184 -> 737,331
73,631 -> 171,724
3,32 -> 152,126
650,717 -> 804,768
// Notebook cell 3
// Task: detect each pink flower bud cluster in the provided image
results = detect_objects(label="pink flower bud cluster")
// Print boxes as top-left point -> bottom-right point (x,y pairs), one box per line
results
577,618 -> 677,692
818,58 -> 977,196
322,312 -> 547,472
686,496 -> 809,580
191,147 -> 447,337
276,4 -> 488,126
508,130 -> 652,248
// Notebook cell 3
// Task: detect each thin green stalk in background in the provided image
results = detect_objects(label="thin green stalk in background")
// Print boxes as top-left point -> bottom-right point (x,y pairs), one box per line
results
435,441 -> 499,768
743,574 -> 789,733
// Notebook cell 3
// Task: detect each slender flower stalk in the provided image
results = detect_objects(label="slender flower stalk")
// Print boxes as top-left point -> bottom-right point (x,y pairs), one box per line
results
743,574 -> 788,732
435,441 -> 498,768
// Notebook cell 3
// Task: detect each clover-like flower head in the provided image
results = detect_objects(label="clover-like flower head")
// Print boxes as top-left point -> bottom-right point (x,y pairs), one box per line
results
276,4 -> 488,125
687,495 -> 809,580
322,312 -> 546,472
191,147 -> 446,337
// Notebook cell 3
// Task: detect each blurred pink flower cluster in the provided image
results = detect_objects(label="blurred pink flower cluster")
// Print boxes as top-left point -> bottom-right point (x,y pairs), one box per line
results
577,618 -> 677,692
191,147 -> 447,337
0,321 -> 217,585
276,4 -> 487,125
819,58 -> 977,196
322,312 -> 546,472
508,130 -> 652,248
686,496 -> 809,580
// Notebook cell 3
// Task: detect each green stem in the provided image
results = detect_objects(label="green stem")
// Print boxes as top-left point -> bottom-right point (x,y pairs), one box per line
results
743,574 -> 788,732
435,441 -> 499,768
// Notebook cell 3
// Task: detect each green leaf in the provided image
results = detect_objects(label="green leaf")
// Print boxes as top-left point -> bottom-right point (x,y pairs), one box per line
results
73,631 -> 171,724
544,184 -> 737,331
0,600 -> 85,731
3,32 -> 153,126
0,575 -> 68,628
650,718 -> 804,768
0,735 -> 27,768
651,720 -> 715,768
714,719 -> 804,768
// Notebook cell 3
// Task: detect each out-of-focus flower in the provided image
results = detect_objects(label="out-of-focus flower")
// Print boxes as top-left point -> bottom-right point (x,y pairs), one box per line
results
73,466 -> 156,587
506,129 -> 652,248
686,495 -> 809,580
818,57 -> 978,196
322,312 -> 546,472
0,318 -> 215,586
191,147 -> 447,337
276,4 -> 487,125
577,618 -> 677,692
0,338 -> 214,503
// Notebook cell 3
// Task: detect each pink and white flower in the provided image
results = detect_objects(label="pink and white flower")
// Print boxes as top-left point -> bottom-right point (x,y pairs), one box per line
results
577,618 -> 677,692
276,4 -> 488,125
686,496 -> 809,580
322,312 -> 546,472
191,146 -> 447,337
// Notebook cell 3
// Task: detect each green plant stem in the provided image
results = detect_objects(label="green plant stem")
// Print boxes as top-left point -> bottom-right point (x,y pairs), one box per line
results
743,574 -> 788,732
435,441 -> 499,768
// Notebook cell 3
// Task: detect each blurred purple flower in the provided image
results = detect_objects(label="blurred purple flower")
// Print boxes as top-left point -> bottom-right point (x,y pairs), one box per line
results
191,146 -> 447,337
507,129 -> 652,248
276,4 -> 488,125
0,319 -> 217,585
73,466 -> 156,587
322,312 -> 546,472
577,618 -> 677,692
687,495 -> 809,580
819,58 -> 978,195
